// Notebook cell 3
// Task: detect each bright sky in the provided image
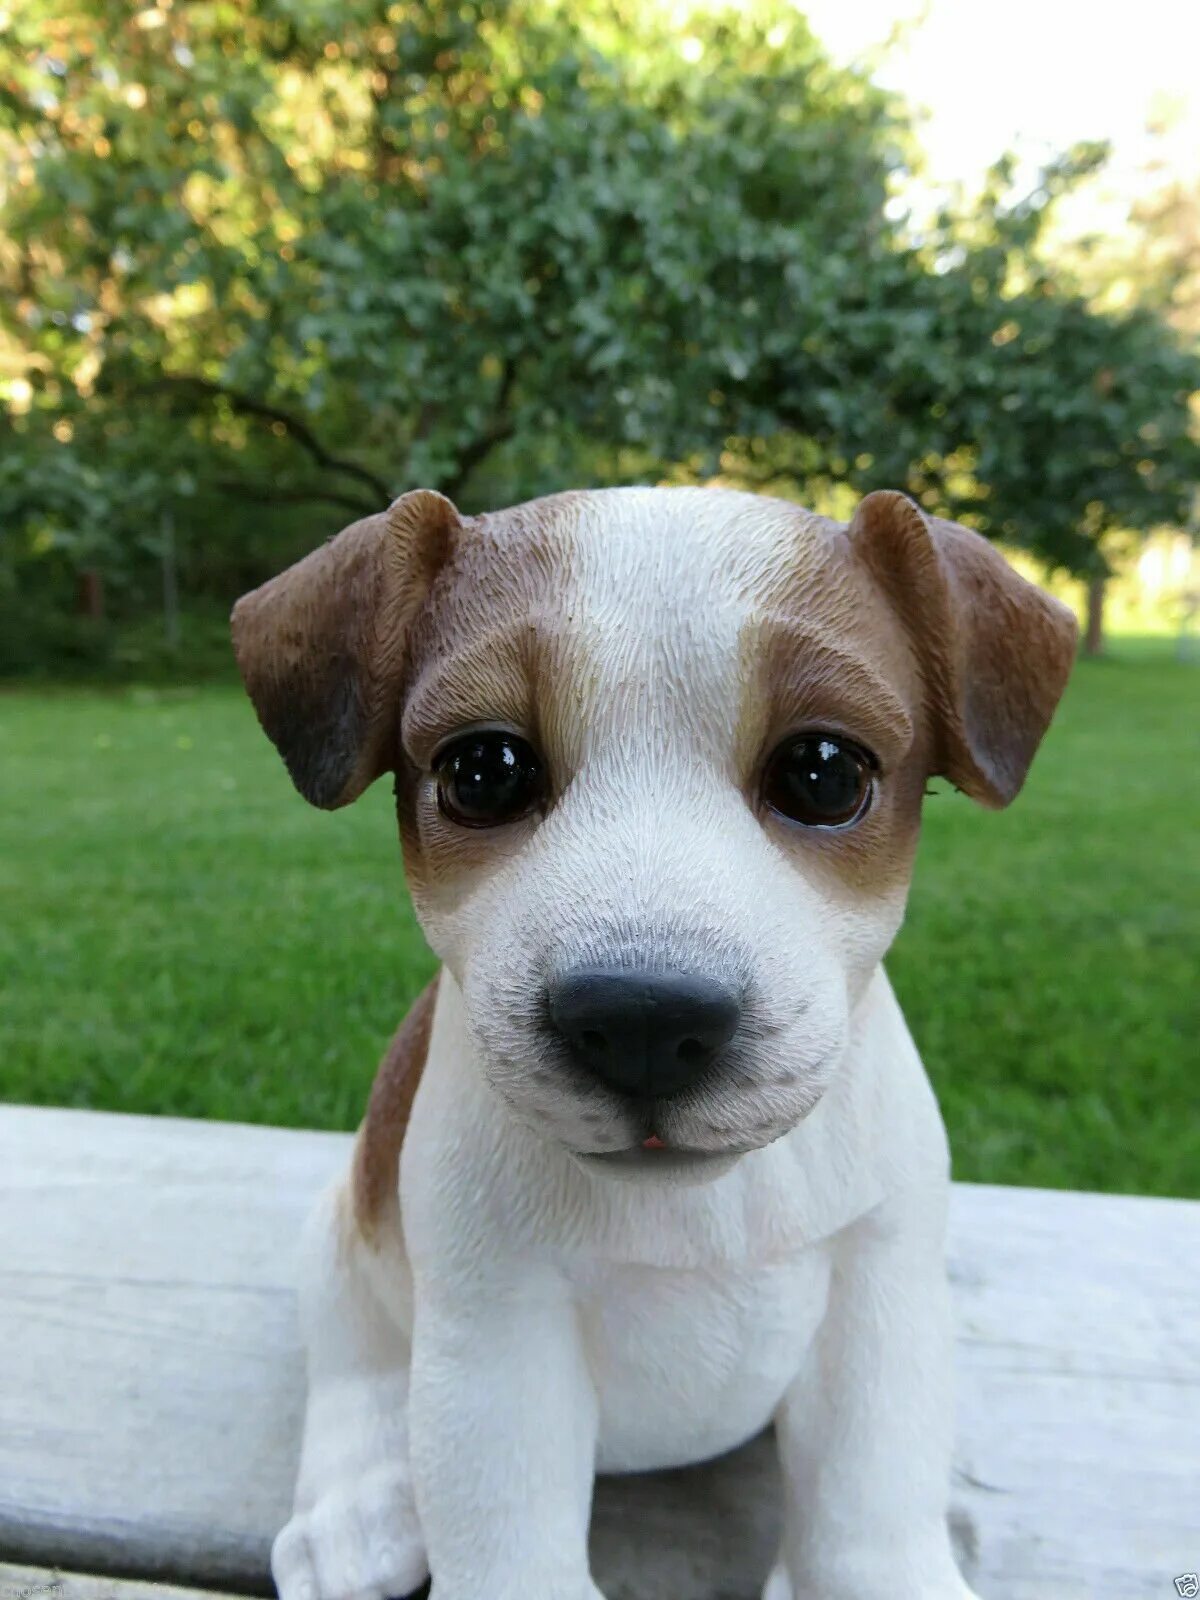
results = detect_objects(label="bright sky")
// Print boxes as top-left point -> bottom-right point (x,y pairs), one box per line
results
802,0 -> 1200,221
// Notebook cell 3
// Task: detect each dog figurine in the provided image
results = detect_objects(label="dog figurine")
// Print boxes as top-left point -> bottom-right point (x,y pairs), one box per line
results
233,485 -> 1076,1600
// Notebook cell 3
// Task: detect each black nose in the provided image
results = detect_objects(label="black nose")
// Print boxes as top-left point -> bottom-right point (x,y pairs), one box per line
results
547,968 -> 741,1099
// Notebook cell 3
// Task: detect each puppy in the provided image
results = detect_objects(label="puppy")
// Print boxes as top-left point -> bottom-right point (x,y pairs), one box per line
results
233,485 -> 1076,1600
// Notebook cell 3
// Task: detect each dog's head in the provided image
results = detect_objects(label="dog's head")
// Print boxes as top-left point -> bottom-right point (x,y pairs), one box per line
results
233,486 -> 1075,1180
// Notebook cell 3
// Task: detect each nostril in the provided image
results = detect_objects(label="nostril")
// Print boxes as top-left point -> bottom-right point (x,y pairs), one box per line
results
581,1028 -> 608,1055
676,1037 -> 709,1068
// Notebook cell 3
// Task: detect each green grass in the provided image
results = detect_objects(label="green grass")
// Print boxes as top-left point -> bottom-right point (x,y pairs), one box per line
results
1,644 -> 1196,1196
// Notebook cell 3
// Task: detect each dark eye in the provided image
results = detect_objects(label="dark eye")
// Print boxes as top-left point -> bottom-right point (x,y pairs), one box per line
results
762,734 -> 874,828
435,731 -> 545,828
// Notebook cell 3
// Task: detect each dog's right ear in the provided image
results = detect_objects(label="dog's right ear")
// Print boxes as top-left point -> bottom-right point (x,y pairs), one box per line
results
231,489 -> 460,809
849,491 -> 1077,807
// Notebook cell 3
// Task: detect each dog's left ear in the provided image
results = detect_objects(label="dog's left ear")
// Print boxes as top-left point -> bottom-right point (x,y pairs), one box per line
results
849,490 -> 1078,807
232,489 -> 460,809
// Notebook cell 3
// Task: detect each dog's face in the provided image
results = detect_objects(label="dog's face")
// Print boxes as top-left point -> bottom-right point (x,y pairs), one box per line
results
234,487 -> 1076,1179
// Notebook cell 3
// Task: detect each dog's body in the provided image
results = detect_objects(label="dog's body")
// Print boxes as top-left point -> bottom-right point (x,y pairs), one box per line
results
233,486 -> 1076,1600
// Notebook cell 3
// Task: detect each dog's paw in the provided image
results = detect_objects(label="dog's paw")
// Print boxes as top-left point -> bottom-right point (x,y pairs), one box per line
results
762,1565 -> 792,1600
271,1464 -> 426,1600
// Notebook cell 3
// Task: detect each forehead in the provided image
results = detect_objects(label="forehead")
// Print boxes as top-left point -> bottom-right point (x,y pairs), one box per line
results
441,486 -> 846,622
403,487 -> 918,760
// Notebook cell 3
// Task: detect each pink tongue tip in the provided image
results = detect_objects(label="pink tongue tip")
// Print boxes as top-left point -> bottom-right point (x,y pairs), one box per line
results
642,1135 -> 667,1151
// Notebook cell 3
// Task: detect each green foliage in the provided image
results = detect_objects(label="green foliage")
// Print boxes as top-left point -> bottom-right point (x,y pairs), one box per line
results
2,0 -> 1198,653
1,649 -> 1196,1195
909,155 -> 1200,574
889,260 -> 1200,575
2,1 -> 900,495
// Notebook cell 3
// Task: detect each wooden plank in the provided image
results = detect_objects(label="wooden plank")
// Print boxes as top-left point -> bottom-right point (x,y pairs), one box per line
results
0,1104 -> 1196,1599
0,1563 -> 250,1600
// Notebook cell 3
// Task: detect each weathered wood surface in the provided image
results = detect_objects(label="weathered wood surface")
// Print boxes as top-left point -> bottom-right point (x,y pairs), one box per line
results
0,1104 -> 1196,1600
0,1563 -> 245,1600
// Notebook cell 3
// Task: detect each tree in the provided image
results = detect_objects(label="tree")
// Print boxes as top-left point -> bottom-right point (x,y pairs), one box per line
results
714,150 -> 1200,655
1,3 -> 905,566
1032,134 -> 1200,651
2,1 -> 1197,666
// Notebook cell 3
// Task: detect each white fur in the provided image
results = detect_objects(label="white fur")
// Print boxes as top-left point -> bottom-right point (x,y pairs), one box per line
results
271,489 -> 982,1600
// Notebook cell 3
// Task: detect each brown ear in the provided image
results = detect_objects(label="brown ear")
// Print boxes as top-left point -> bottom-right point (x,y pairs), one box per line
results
849,490 -> 1078,807
231,489 -> 459,809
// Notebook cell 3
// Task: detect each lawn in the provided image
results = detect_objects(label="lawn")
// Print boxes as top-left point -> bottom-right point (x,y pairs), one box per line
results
1,643 -> 1196,1196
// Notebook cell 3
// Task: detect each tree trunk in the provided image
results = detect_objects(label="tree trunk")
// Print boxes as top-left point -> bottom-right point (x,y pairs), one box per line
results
76,569 -> 105,621
161,514 -> 180,653
1084,574 -> 1106,658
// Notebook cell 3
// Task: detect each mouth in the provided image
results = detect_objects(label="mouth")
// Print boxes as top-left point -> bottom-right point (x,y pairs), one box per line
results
571,1138 -> 745,1181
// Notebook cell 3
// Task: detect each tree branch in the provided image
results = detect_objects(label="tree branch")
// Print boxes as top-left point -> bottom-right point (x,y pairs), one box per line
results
215,478 -> 378,517
151,376 -> 392,506
434,360 -> 518,501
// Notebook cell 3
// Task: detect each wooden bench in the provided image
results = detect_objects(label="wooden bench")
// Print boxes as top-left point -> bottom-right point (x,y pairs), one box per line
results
1,1105 -> 1196,1600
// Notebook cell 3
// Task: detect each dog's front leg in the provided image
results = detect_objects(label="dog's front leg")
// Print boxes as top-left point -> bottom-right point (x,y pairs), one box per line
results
769,1188 -> 979,1600
408,1267 -> 604,1600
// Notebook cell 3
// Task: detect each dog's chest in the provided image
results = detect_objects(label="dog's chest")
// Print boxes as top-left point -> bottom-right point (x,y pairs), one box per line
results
576,1243 -> 831,1474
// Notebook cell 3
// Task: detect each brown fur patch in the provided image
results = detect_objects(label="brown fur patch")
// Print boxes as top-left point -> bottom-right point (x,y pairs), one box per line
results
394,493 -> 587,907
738,507 -> 930,896
351,973 -> 440,1242
735,491 -> 1076,896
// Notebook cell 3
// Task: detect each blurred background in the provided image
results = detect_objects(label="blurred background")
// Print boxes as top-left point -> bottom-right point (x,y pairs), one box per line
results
1,0 -> 1196,1196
